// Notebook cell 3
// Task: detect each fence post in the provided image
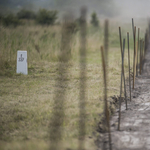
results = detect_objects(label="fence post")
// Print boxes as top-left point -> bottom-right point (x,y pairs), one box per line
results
127,32 -> 131,101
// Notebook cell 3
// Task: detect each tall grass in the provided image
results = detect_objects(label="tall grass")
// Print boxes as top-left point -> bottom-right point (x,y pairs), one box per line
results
0,22 -> 122,66
0,20 -> 147,149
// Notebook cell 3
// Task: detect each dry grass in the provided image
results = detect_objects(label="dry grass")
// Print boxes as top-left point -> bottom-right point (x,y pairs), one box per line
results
0,21 -> 147,149
0,60 -> 121,150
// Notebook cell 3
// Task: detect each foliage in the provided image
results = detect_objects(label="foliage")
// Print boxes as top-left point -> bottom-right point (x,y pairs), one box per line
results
0,21 -> 138,150
0,14 -> 2,23
17,9 -> 36,20
66,21 -> 79,34
90,12 -> 99,27
2,14 -> 21,27
36,9 -> 57,25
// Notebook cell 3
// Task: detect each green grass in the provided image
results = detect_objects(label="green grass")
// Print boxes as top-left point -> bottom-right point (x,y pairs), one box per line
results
0,21 -> 147,150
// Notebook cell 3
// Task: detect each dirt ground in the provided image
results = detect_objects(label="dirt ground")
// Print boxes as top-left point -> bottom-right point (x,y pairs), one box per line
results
97,41 -> 150,150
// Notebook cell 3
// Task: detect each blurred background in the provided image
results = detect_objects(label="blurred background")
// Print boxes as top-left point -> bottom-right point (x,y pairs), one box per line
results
0,0 -> 149,150
0,0 -> 150,20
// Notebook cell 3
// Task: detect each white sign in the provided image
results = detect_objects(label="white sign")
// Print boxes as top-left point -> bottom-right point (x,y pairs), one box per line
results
16,51 -> 28,75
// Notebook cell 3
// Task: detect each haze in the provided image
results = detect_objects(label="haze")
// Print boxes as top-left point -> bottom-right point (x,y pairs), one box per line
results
114,0 -> 150,19
0,0 -> 150,21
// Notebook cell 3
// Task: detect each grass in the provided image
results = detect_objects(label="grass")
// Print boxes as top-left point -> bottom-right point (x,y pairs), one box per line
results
0,20 -> 147,150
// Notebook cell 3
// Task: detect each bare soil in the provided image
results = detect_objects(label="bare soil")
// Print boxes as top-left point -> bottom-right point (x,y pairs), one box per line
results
97,42 -> 150,150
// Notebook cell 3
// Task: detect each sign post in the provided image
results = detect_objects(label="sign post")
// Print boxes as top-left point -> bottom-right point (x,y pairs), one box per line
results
16,50 -> 28,75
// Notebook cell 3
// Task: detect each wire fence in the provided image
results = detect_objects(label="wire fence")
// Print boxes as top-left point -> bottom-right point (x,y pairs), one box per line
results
0,6 -> 150,150
49,7 -> 150,149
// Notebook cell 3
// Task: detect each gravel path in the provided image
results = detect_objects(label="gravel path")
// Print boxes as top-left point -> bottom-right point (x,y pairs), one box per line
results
98,42 -> 150,150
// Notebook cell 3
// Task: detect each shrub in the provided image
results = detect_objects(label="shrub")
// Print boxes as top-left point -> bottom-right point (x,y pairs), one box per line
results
0,14 -> 3,22
17,9 -> 36,20
65,21 -> 79,34
2,14 -> 21,27
36,9 -> 57,25
90,12 -> 99,27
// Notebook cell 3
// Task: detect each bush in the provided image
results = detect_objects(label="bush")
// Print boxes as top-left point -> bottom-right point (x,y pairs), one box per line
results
17,9 -> 36,20
0,14 -> 3,22
36,9 -> 57,25
90,12 -> 99,27
2,14 -> 21,27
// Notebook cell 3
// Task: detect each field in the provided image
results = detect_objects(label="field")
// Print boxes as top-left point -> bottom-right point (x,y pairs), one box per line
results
0,20 -> 147,149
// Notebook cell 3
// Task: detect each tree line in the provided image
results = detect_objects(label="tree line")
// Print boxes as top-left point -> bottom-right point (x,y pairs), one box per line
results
0,9 -> 99,28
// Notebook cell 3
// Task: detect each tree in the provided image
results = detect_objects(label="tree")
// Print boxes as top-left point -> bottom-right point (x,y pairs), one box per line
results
0,13 -> 2,22
17,9 -> 36,20
90,12 -> 99,27
2,14 -> 21,27
36,9 -> 57,25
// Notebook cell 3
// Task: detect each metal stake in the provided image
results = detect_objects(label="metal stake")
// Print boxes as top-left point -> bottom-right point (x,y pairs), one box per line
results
140,39 -> 142,75
133,26 -> 136,89
101,46 -> 112,150
127,32 -> 131,101
118,38 -> 126,130
122,39 -> 127,110
119,27 -> 123,96
136,28 -> 140,76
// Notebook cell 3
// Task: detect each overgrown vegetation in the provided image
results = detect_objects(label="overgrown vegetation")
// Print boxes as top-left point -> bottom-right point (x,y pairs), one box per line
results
90,12 -> 99,27
1,14 -> 21,27
0,19 -> 147,150
0,8 -> 58,27
17,9 -> 36,20
36,9 -> 57,25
